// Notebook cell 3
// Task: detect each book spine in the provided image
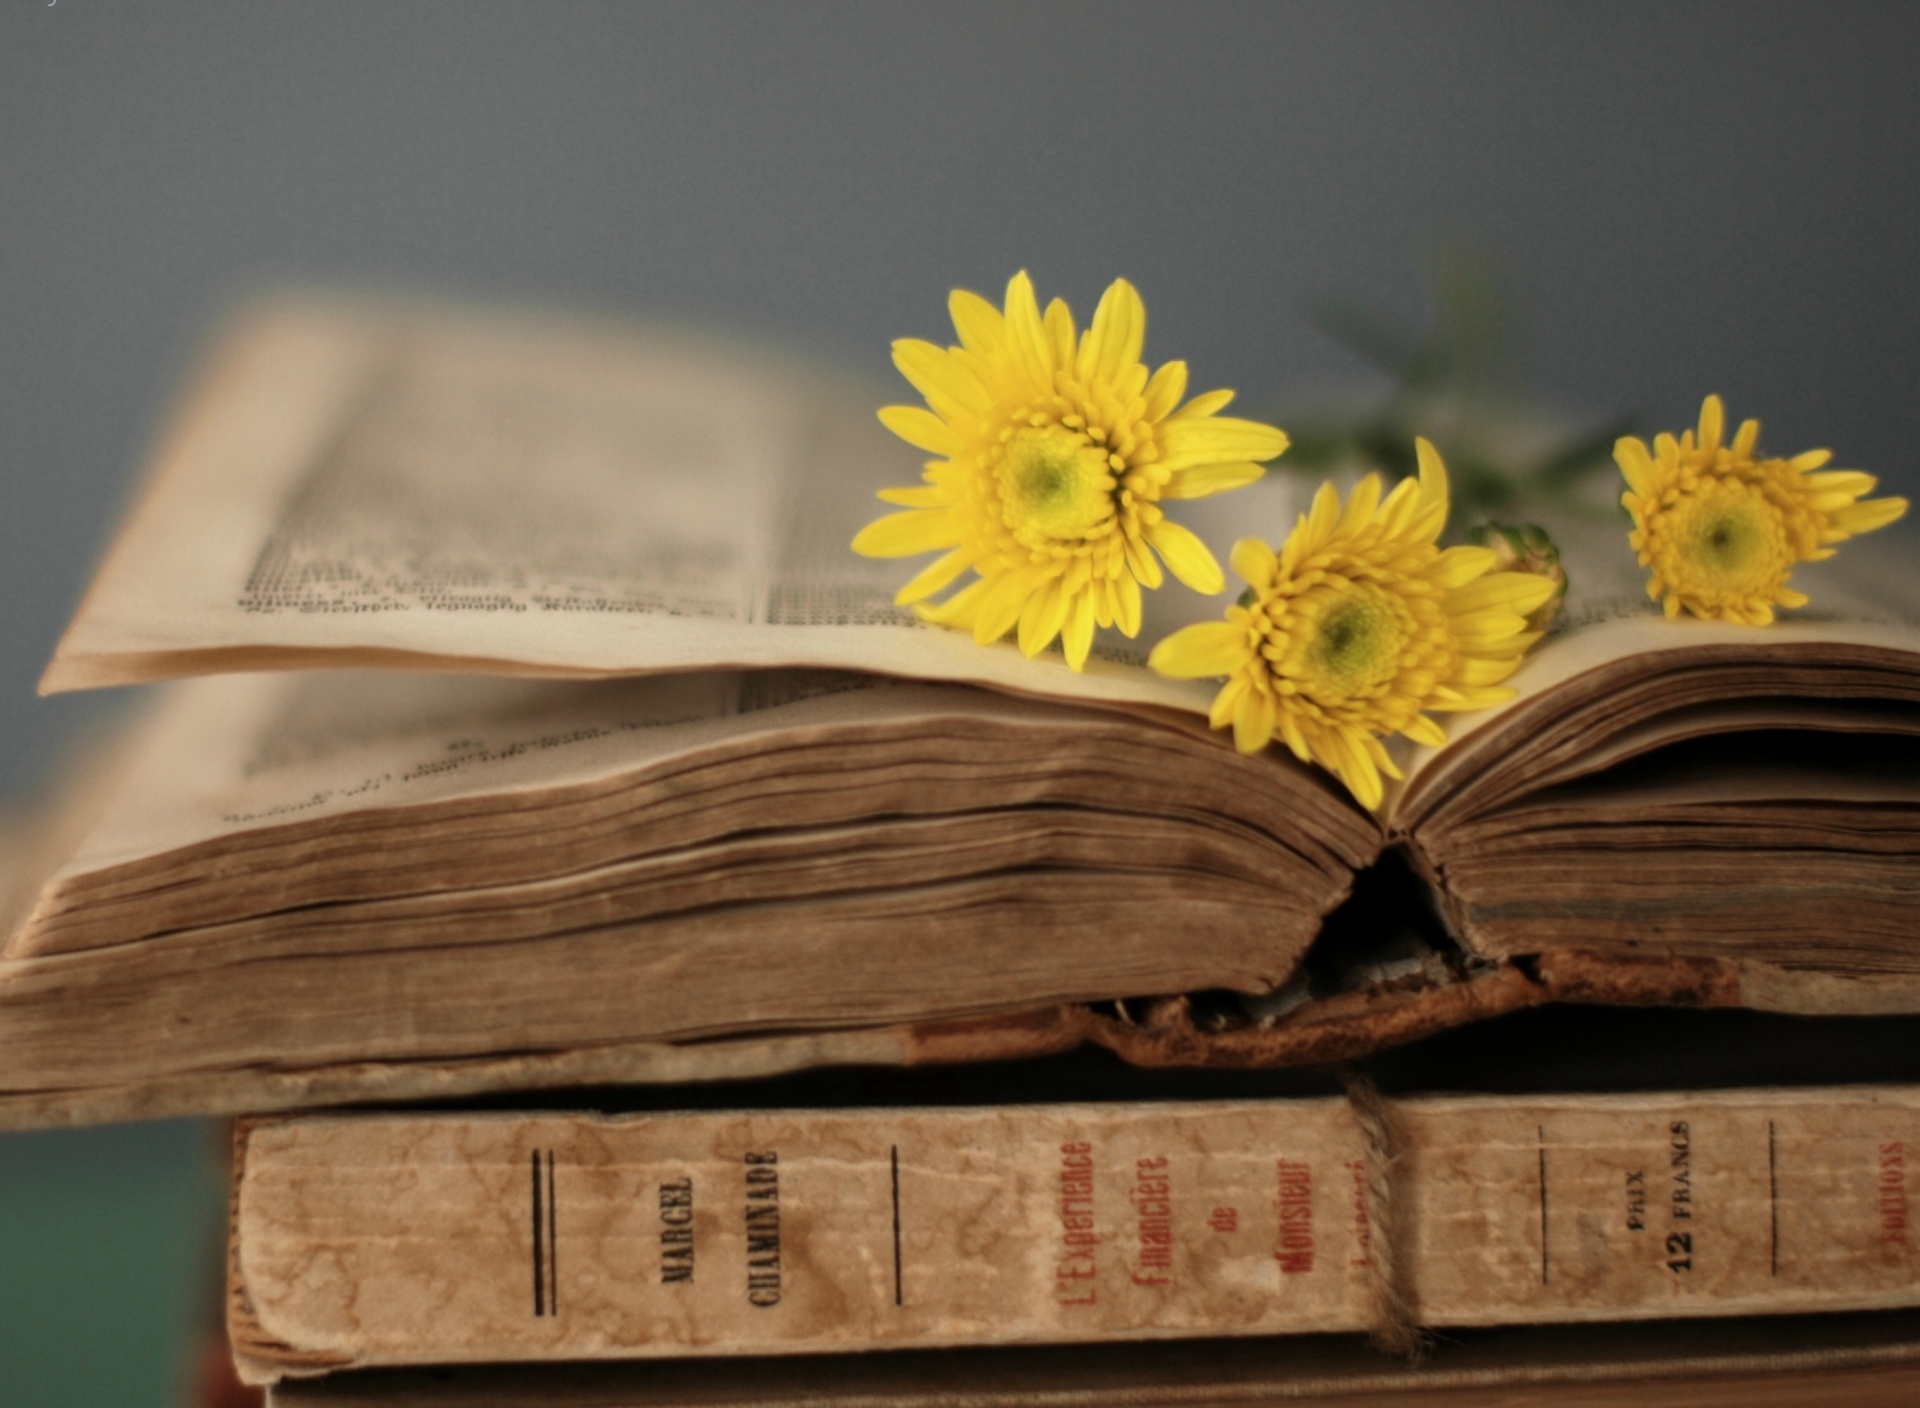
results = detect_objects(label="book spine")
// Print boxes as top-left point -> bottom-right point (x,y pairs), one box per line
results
230,1089 -> 1920,1381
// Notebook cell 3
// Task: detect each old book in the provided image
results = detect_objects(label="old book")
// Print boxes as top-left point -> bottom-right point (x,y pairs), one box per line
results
265,1314 -> 1920,1407
228,1087 -> 1920,1382
2,297 -> 1917,1129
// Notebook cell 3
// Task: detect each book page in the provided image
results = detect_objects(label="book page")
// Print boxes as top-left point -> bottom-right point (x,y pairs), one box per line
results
16,660 -> 1372,962
1390,514 -> 1920,822
41,296 -> 1276,717
26,668 -> 1181,893
2,666 -> 1373,1108
45,295 -> 1917,818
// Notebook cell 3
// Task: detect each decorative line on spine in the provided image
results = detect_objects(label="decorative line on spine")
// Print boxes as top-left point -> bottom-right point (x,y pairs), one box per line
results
1538,1125 -> 1550,1287
531,1149 -> 545,1317
547,1148 -> 559,1316
890,1143 -> 904,1307
530,1149 -> 558,1317
1769,1119 -> 1780,1277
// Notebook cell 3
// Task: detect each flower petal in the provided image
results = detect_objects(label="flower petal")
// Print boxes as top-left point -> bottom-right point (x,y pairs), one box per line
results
1830,495 -> 1909,537
1447,571 -> 1555,617
1335,473 -> 1383,537
1456,654 -> 1524,687
1017,576 -> 1069,657
1209,675 -> 1248,731
1167,387 -> 1235,421
1141,360 -> 1189,423
1399,713 -> 1448,748
1614,435 -> 1658,496
1043,298 -> 1076,372
1162,459 -> 1268,500
947,289 -> 1006,356
1123,532 -> 1165,589
1697,394 -> 1725,453
877,405 -> 959,456
1148,620 -> 1250,678
1077,278 -> 1146,384
1230,537 -> 1278,592
1113,571 -> 1143,637
1421,544 -> 1497,588
892,339 -> 992,421
1061,588 -> 1097,671
1323,728 -> 1383,810
852,508 -> 963,558
895,547 -> 976,605
1450,612 -> 1528,646
876,484 -> 947,508
1276,708 -> 1311,763
1159,415 -> 1289,471
1414,436 -> 1451,519
1232,686 -> 1276,754
1363,732 -> 1404,781
1146,518 -> 1225,594
1374,475 -> 1423,538
915,575 -> 987,628
1425,681 -> 1510,711
1803,470 -> 1878,501
971,570 -> 1032,645
1300,480 -> 1342,554
1002,272 -> 1054,385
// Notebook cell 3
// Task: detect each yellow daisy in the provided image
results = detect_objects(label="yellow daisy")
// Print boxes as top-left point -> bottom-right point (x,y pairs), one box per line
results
1616,395 -> 1908,625
1148,440 -> 1554,810
852,272 -> 1289,670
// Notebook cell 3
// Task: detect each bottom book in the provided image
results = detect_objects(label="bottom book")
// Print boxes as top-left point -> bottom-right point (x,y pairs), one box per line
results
268,1310 -> 1920,1407
230,1087 -> 1920,1381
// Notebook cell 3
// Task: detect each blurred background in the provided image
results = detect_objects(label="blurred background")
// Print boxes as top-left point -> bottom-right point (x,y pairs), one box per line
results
2,3 -> 1917,1402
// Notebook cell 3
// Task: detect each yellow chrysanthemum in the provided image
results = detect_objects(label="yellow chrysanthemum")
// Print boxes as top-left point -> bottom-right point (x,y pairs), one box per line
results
1148,440 -> 1554,810
1616,395 -> 1908,625
852,272 -> 1289,670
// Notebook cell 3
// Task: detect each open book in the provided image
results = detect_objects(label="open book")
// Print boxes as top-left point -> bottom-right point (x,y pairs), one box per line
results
4,297 -> 1916,1129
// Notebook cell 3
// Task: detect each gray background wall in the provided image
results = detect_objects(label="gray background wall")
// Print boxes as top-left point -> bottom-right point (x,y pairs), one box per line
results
4,1 -> 1918,796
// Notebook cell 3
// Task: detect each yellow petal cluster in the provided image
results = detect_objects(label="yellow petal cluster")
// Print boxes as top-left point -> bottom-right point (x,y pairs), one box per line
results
1149,440 -> 1553,810
853,272 -> 1289,670
1616,395 -> 1908,625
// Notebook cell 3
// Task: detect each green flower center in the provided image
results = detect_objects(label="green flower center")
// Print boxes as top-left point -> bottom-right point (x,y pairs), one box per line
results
996,426 -> 1116,542
1697,510 -> 1758,571
1312,599 -> 1395,689
1273,583 -> 1411,703
1670,481 -> 1790,597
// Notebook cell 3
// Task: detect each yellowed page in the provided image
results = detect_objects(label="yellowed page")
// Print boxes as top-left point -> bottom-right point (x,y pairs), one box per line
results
23,667 -> 1227,905
44,296 -> 1918,818
42,296 -> 1295,716
1389,515 -> 1920,823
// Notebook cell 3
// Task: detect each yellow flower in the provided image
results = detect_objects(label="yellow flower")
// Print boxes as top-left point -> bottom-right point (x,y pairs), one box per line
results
1148,440 -> 1553,810
852,272 -> 1289,670
1616,395 -> 1908,625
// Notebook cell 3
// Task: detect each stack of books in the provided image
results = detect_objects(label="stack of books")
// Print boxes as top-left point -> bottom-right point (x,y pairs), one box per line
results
5,296 -> 1919,1405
